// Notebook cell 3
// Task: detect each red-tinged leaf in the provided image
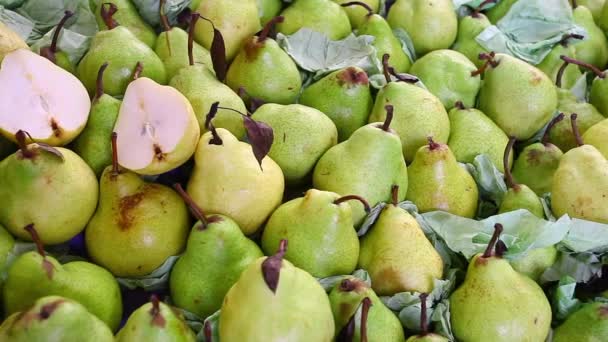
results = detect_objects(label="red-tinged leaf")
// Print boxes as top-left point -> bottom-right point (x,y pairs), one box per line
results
244,116 -> 274,170
210,28 -> 227,81
261,240 -> 287,294
204,102 -> 220,130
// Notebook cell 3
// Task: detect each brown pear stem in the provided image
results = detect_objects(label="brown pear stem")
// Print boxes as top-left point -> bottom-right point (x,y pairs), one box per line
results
382,105 -> 394,131
110,132 -> 120,176
541,113 -> 565,145
261,239 -> 288,293
50,11 -> 73,53
258,16 -> 284,43
15,130 -> 35,158
472,0 -> 497,17
382,54 -> 392,84
24,224 -> 45,258
503,136 -> 519,190
570,113 -> 584,147
454,101 -> 466,110
217,106 -> 250,118
482,223 -> 503,258
427,136 -> 441,151
471,52 -> 497,76
572,0 -> 578,8
188,13 -> 199,66
360,297 -> 372,342
560,55 -> 606,79
334,195 -> 371,213
205,102 -> 223,145
149,295 -> 166,327
95,62 -> 109,100
340,278 -> 358,292
391,185 -> 399,206
340,1 -> 374,16
101,2 -> 119,29
556,59 -> 569,88
559,33 -> 584,47
173,183 -> 208,228
132,61 -> 143,80
159,0 -> 171,32
419,293 -> 429,335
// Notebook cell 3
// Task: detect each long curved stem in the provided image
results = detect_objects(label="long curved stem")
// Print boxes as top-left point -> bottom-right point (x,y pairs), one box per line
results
541,113 -> 565,145
570,113 -> 584,147
334,195 -> 371,213
173,183 -> 208,228
482,223 -> 503,258
503,137 -> 518,190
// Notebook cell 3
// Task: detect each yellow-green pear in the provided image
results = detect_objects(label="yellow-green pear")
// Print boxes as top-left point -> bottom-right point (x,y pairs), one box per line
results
583,118 -> 608,158
485,0 -> 518,24
553,301 -> 608,342
277,0 -> 352,40
258,0 -> 283,26
0,22 -> 28,62
537,36 -> 583,89
335,0 -> 380,29
39,11 -> 76,74
574,5 -> 608,68
92,0 -> 157,47
452,11 -> 491,68
406,293 -> 449,342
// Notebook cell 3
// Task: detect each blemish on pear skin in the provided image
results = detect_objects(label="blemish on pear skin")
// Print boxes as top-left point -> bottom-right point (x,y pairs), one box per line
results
20,299 -> 65,324
154,144 -> 165,161
118,192 -> 146,230
50,119 -> 62,138
526,149 -> 543,166
337,67 -> 369,87
530,71 -> 543,85
598,305 -> 608,318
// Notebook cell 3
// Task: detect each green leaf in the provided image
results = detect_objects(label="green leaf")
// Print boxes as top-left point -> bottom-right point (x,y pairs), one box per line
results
550,276 -> 582,321
0,0 -> 26,9
116,255 -> 180,291
0,5 -> 33,39
570,72 -> 588,102
131,0 -> 191,28
465,154 -> 507,211
392,28 -> 416,62
561,218 -> 608,253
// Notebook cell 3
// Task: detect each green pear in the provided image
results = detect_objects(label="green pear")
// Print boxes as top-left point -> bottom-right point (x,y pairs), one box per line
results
277,0 -> 352,40
498,137 -> 545,217
335,0 -> 380,29
261,189 -> 361,278
0,132 -> 98,244
447,103 -> 511,172
4,225 -> 122,331
387,0 -> 457,56
509,246 -> 558,283
450,224 -> 552,342
72,62 -> 122,177
601,1 -> 608,34
589,68 -> 608,117
170,184 -> 263,319
551,114 -> 608,223
537,37 -> 583,89
226,17 -> 302,105
329,277 -> 405,342
92,0 -> 157,47
187,128 -> 284,235
0,22 -> 28,63
452,12 -> 491,68
219,241 -> 335,341
313,106 -> 409,226
0,296 -> 114,342
406,138 -> 479,218
511,114 -> 565,196
258,0 -> 283,26
39,11 -> 76,74
583,118 -> 608,158
405,293 -> 448,342
485,0 -> 518,24
359,185 -> 443,295
194,0 -> 261,61
477,53 -> 558,140
574,5 -> 608,68
85,134 -> 191,277
116,295 -> 196,342
409,49 -> 481,110
299,67 -> 373,141
0,225 -> 14,295
551,89 -> 605,152
573,0 -> 607,22
553,301 -> 608,342
252,103 -> 337,185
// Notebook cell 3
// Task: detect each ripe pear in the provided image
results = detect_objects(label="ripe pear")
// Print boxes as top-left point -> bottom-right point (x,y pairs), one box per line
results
252,103 -> 337,185
219,241 -> 335,341
116,295 -> 196,342
92,0 -> 157,47
406,293 -> 448,342
477,53 -> 558,140
573,0 -> 607,21
601,2 -> 608,34
329,277 -> 405,342
409,49 -> 481,110
187,128 -> 284,235
299,67 -> 373,141
509,246 -> 558,283
170,185 -> 263,319
387,0 -> 457,56
553,301 -> 608,342
194,0 -> 261,61
537,38 -> 583,89
0,225 -> 14,293
0,21 -> 28,62
85,134 -> 191,277
485,0 -> 518,23
450,224 -> 552,342
277,0 -> 352,40
551,114 -> 608,223
447,103 -> 511,172
262,189 -> 361,278
574,5 -> 608,68
589,68 -> 608,117
583,118 -> 608,158
0,296 -> 114,342
452,12 -> 491,68
73,63 -> 122,177
39,11 -> 76,74
0,132 -> 98,244
313,106 -> 409,226
359,185 -> 443,295
0,49 -> 90,146
258,0 -> 283,26
335,0 -> 380,29
406,138 -> 479,218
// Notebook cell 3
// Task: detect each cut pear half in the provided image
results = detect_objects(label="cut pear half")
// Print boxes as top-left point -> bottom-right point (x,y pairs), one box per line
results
114,77 -> 200,175
0,49 -> 90,146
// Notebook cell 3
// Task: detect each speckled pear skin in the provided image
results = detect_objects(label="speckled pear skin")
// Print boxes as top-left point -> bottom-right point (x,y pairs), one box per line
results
277,0 -> 352,40
552,89 -> 605,152
335,0 -> 380,29
92,0 -> 157,47
553,302 -> 608,342
589,73 -> 608,117
357,13 -> 411,73
583,118 -> 608,158
574,6 -> 608,69
258,0 -> 283,26
116,300 -> 196,342
155,28 -> 214,79
509,246 -> 558,283
511,142 -> 564,196
498,185 -> 544,218
406,333 -> 449,341
452,13 -> 491,68
537,44 -> 582,89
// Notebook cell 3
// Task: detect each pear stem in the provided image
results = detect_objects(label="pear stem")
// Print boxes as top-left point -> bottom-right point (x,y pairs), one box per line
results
262,239 -> 288,293
100,2 -> 119,30
572,0 -> 578,8
419,293 -> 429,335
541,113 -> 565,145
15,130 -> 35,158
391,185 -> 399,206
205,102 -> 224,145
382,105 -> 394,131
360,297 -> 372,342
159,0 -> 171,32
132,61 -> 143,80
188,13 -> 200,66
217,106 -> 251,118
382,54 -> 392,84
427,136 -> 441,151
173,183 -> 209,228
471,52 -> 497,76
503,136 -> 519,190
454,101 -> 466,110
558,33 -> 584,47
560,55 -> 606,79
556,60 -> 569,88
339,278 -> 358,291
482,223 -> 503,258
340,1 -> 374,16
50,11 -> 73,53
570,113 -> 585,147
334,195 -> 371,213
95,62 -> 109,100
149,295 -> 166,327
472,0 -> 496,17
258,16 -> 284,43
24,224 -> 45,258
110,132 -> 120,176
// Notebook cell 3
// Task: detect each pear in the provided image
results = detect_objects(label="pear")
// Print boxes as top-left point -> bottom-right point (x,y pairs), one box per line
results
477,53 -> 558,140
0,225 -> 14,293
588,64 -> 608,117
4,224 -> 122,331
583,118 -> 608,158
329,277 -> 405,342
601,1 -> 608,34
72,62 -> 122,177
553,301 -> 608,342
485,0 -> 518,24
452,11 -> 491,68
226,17 -> 302,105
252,103 -> 338,185
219,240 -> 335,341
409,49 -> 481,110
116,295 -> 196,342
536,35 -> 583,89
335,0 -> 380,29
551,114 -> 608,223
0,21 -> 28,63
574,5 -> 608,68
509,246 -> 558,283
450,224 -> 552,342
511,114 -> 565,196
170,184 -> 263,319
447,102 -> 511,172
187,127 -> 284,235
0,131 -> 98,244
0,49 -> 90,146
258,0 -> 283,26
261,189 -> 362,278
359,185 -> 443,295
572,0 -> 607,21
85,134 -> 191,277
368,56 -> 450,163
498,137 -> 545,217
194,0 -> 261,61
406,293 -> 448,342
77,5 -> 167,97
39,11 -> 76,74
0,296 -> 114,342
277,0 -> 352,40
92,0 -> 157,47
299,67 -> 373,141
387,0 -> 457,56
406,138 -> 479,218
313,105 -> 409,226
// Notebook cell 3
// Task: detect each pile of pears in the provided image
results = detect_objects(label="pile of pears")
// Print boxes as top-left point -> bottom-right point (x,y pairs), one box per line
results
0,0 -> 607,341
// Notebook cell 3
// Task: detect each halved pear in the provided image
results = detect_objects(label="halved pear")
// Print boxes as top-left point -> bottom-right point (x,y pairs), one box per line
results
0,49 -> 90,146
113,77 -> 200,175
